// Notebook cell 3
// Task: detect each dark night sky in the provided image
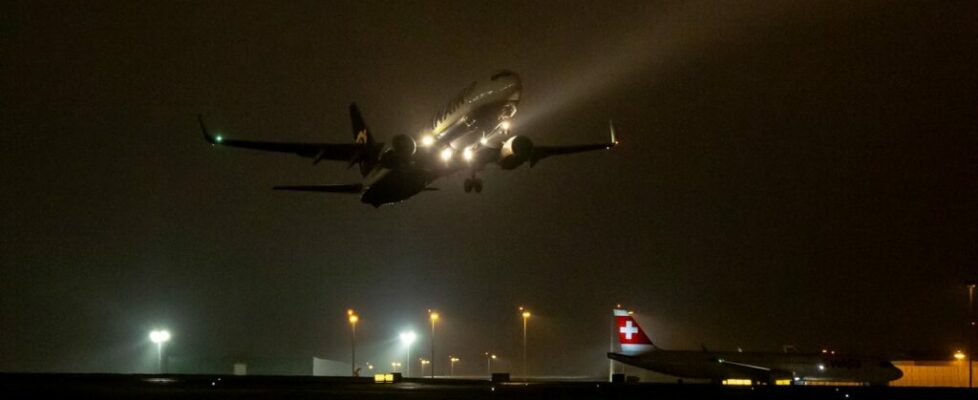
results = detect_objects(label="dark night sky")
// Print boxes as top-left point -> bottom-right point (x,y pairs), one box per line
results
1,1 -> 976,375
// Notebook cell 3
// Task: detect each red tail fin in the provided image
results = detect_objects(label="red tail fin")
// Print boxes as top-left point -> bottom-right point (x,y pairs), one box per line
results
614,309 -> 655,354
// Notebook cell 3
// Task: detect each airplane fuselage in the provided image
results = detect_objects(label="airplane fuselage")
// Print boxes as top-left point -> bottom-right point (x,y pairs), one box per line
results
359,71 -> 522,206
609,350 -> 903,385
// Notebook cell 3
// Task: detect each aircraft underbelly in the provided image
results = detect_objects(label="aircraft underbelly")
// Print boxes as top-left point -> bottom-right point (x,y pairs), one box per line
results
639,361 -> 724,379
360,167 -> 429,206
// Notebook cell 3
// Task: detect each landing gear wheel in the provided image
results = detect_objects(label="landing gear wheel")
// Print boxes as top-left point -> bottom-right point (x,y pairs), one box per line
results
463,179 -> 473,193
473,179 -> 483,193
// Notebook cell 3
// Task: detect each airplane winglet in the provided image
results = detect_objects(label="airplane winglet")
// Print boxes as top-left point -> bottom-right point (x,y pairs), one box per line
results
609,120 -> 619,148
198,114 -> 222,145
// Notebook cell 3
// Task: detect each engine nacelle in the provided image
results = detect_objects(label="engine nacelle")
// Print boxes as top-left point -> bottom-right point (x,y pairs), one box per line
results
381,134 -> 417,168
391,134 -> 417,158
499,135 -> 533,169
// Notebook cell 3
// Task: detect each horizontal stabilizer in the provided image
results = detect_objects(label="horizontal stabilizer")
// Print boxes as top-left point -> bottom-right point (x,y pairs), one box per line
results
273,184 -> 364,194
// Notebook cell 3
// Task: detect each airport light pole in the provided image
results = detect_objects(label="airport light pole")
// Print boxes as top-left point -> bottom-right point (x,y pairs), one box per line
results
485,352 -> 496,377
149,330 -> 171,374
610,304 -> 621,382
519,307 -> 531,378
429,310 -> 439,378
400,331 -> 416,377
348,309 -> 359,376
450,356 -> 459,376
954,350 -> 968,388
967,282 -> 976,388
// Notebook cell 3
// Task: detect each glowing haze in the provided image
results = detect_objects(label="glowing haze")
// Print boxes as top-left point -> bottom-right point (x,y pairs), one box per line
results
1,0 -> 975,375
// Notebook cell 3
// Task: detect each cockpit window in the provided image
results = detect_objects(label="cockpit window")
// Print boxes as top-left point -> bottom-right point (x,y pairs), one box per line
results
491,70 -> 514,81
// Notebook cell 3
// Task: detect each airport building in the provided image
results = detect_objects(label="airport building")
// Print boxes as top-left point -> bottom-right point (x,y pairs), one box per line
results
891,360 -> 975,388
167,356 -> 349,376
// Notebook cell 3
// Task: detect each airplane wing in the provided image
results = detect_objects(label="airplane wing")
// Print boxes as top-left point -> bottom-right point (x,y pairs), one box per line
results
199,115 -> 366,163
529,121 -> 619,166
273,184 -> 364,193
717,359 -> 771,372
714,358 -> 795,381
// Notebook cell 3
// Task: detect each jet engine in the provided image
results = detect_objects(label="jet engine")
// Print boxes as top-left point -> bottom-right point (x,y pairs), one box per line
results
499,135 -> 533,169
391,134 -> 417,158
380,134 -> 417,168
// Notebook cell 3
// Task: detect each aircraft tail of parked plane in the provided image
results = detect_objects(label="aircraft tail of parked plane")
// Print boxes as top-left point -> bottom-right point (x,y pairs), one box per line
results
614,309 -> 656,355
608,308 -> 903,385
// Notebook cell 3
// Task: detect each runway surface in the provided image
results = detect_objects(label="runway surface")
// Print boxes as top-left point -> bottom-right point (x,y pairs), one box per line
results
1,373 -> 974,399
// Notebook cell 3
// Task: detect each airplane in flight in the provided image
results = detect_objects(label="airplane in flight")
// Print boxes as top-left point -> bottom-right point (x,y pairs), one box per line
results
607,309 -> 903,386
199,70 -> 618,207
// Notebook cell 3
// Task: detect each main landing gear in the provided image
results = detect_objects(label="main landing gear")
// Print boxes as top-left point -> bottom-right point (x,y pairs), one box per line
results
463,177 -> 483,193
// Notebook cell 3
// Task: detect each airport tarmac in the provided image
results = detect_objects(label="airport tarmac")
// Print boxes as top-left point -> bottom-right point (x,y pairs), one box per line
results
1,373 -> 975,399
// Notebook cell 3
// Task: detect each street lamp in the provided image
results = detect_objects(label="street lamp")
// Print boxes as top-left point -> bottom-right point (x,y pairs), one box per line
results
348,309 -> 359,376
485,352 -> 497,377
610,304 -> 622,382
429,310 -> 439,378
149,329 -> 171,374
965,282 -> 976,389
400,331 -> 417,377
519,307 -> 531,378
450,356 -> 460,376
954,349 -> 969,389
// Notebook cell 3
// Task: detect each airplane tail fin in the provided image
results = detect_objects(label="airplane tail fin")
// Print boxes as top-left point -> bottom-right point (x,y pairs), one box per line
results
614,309 -> 656,355
350,103 -> 374,146
349,103 -> 376,177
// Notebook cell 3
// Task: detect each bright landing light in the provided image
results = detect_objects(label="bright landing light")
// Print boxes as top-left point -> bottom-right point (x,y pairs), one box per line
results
500,121 -> 511,131
440,148 -> 453,161
421,135 -> 435,146
462,147 -> 474,161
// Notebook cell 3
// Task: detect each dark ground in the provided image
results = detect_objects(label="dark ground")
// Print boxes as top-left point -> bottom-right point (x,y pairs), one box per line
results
1,373 -> 974,399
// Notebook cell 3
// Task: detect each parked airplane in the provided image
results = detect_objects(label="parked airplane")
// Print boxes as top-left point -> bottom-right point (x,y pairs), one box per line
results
199,70 -> 617,207
607,309 -> 903,385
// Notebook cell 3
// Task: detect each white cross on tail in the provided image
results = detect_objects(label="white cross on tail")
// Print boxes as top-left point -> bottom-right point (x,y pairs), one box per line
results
620,320 -> 639,340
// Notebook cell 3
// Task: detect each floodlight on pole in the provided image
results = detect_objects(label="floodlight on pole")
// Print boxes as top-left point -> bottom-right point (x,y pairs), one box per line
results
400,331 -> 417,377
485,352 -> 497,377
519,307 -> 531,378
149,330 -> 171,374
450,356 -> 460,376
429,310 -> 439,378
965,282 -> 976,388
348,309 -> 359,376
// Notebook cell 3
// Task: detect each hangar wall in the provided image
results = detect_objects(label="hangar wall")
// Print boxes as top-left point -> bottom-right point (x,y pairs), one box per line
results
891,361 -> 974,388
